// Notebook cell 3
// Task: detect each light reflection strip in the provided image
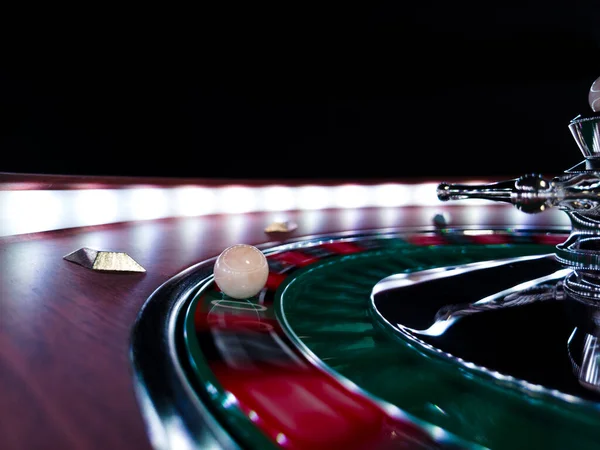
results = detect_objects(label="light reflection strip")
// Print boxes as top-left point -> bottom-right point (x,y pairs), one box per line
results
0,182 -> 495,237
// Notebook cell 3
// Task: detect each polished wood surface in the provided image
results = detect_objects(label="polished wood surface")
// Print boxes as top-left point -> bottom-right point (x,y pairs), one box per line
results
0,176 -> 569,450
0,171 -> 531,190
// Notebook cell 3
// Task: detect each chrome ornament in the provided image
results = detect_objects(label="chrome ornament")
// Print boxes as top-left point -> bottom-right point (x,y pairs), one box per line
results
373,76 -> 600,397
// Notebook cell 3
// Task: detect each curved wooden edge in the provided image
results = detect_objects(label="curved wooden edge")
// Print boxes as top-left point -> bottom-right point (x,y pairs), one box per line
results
0,172 -> 529,191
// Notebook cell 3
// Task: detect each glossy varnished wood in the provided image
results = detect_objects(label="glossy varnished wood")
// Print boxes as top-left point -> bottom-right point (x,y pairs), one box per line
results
0,181 -> 568,450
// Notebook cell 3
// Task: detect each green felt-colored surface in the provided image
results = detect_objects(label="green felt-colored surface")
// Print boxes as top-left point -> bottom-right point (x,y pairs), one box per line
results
276,239 -> 600,450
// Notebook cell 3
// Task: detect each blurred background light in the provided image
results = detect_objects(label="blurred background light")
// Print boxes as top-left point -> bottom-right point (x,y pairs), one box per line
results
0,181 -> 527,237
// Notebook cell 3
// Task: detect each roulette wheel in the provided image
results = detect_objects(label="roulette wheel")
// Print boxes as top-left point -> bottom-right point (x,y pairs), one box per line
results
2,78 -> 600,450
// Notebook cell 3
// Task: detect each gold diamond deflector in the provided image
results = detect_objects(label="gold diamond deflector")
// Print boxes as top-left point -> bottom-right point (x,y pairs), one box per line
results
64,248 -> 146,272
264,220 -> 298,233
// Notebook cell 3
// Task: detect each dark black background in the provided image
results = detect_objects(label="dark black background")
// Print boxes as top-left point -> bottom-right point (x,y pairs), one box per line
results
1,2 -> 599,179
